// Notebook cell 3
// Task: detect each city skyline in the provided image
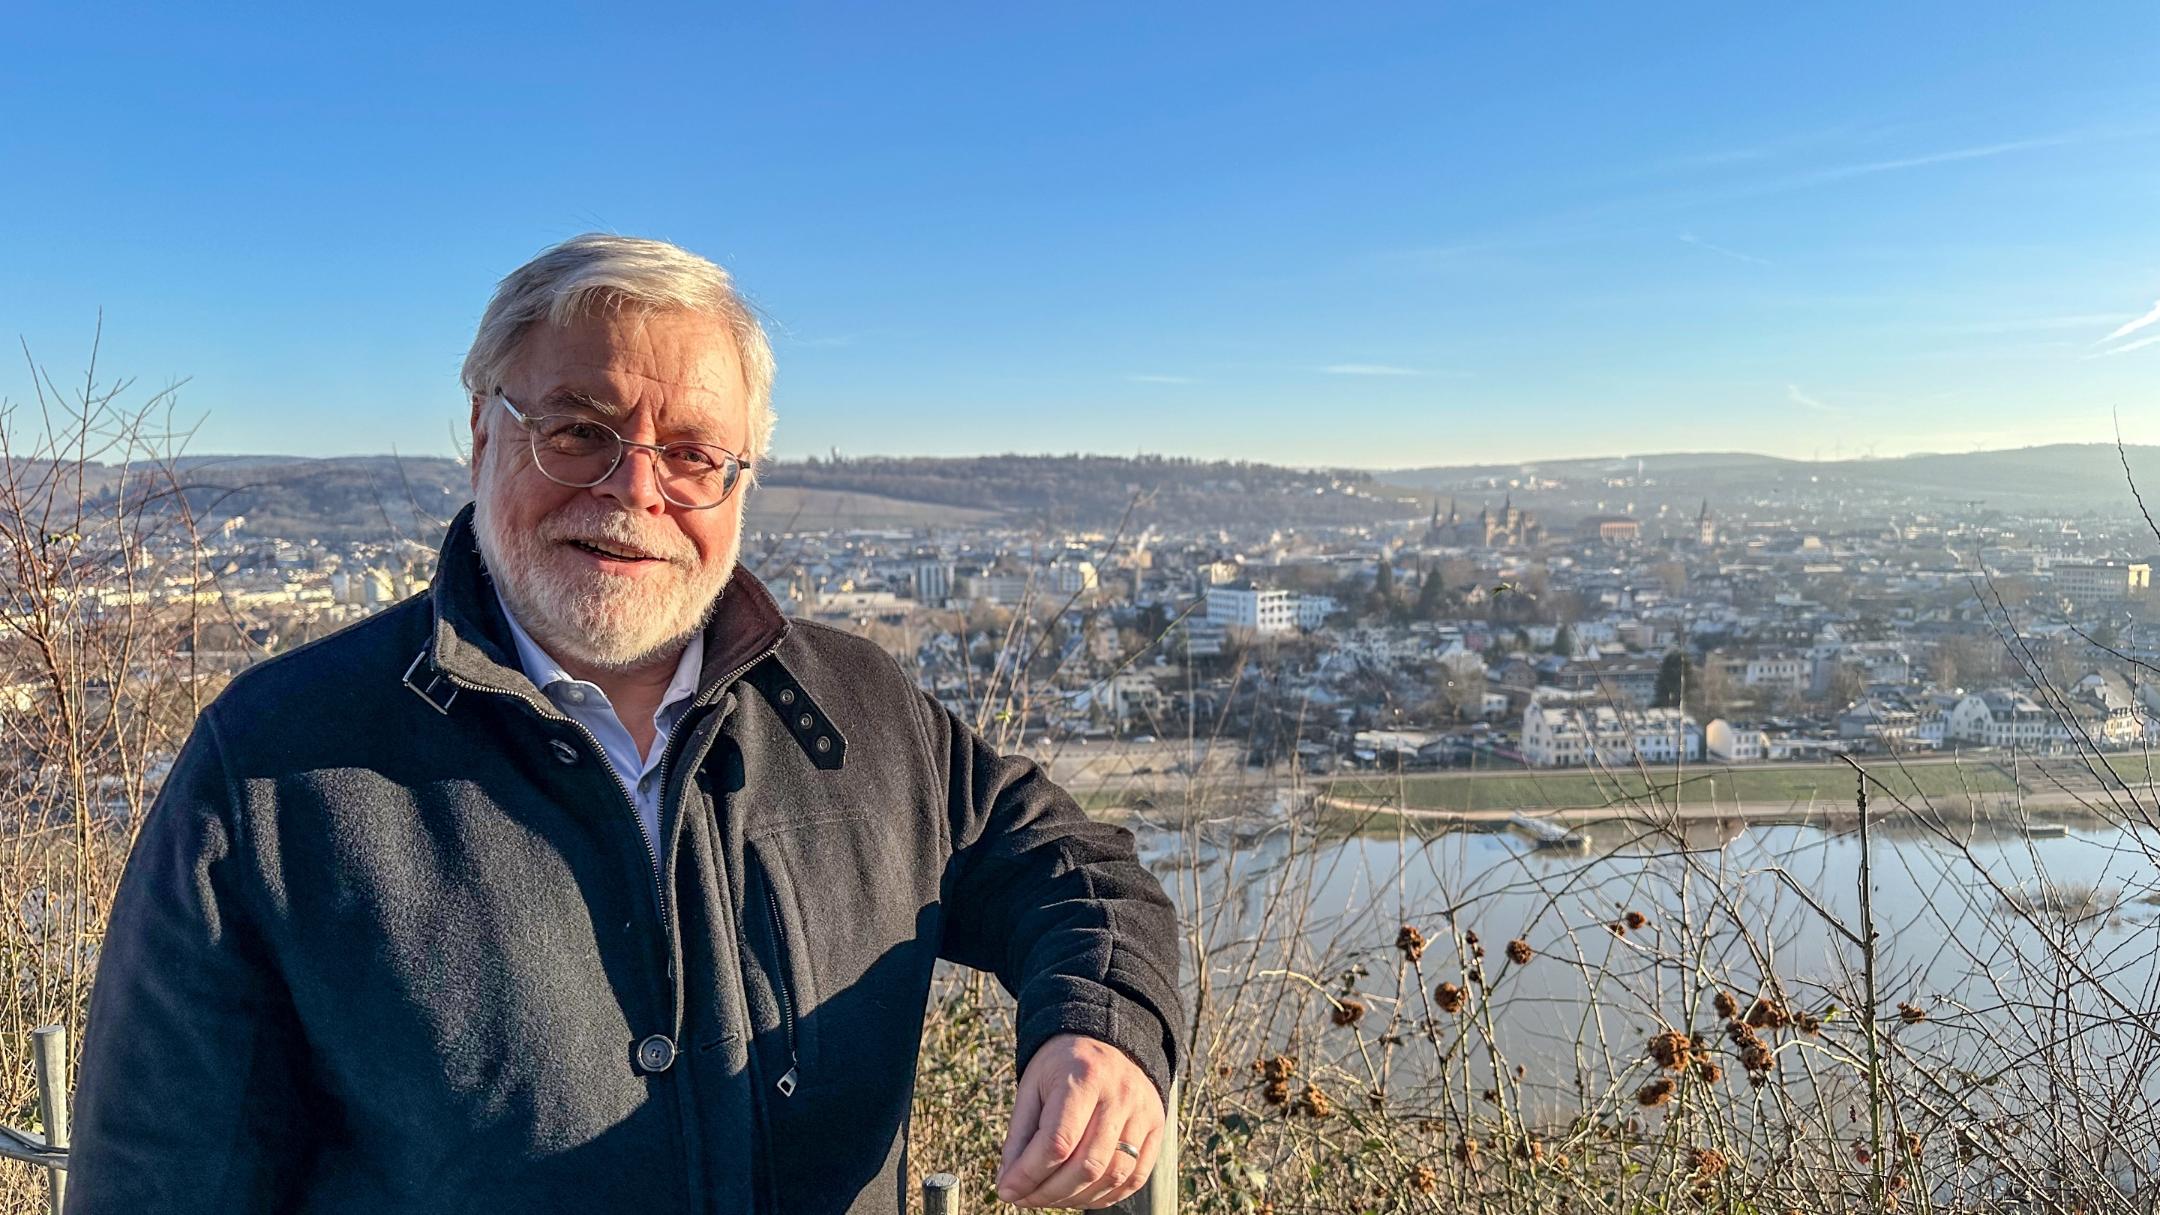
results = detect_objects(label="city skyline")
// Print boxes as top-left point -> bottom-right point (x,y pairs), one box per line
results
6,4 -> 2159,466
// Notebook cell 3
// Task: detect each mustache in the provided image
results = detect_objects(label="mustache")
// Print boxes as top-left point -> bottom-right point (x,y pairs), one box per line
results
539,510 -> 695,565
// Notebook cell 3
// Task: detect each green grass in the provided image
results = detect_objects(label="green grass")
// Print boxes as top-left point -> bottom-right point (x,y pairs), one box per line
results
1077,752 -> 2160,819
1325,759 -> 2029,813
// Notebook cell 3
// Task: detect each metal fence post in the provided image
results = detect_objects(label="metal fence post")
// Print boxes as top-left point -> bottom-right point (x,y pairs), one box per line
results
922,1171 -> 961,1215
32,1024 -> 69,1215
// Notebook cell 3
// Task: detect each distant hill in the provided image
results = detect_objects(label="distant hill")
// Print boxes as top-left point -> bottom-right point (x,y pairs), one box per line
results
32,443 -> 2147,547
1382,444 -> 2160,512
757,454 -> 1419,530
96,451 -> 1420,543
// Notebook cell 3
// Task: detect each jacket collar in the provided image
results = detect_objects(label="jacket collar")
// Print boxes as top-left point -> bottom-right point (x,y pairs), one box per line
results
419,504 -> 791,706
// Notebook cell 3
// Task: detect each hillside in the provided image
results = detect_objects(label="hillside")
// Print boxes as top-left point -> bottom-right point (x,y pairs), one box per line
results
64,452 -> 1421,543
1382,443 -> 2160,516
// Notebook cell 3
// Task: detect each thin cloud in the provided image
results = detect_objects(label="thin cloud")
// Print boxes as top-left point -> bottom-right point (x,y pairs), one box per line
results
1793,134 -> 2089,188
2090,332 -> 2160,358
1323,363 -> 1423,377
1126,374 -> 1195,384
2101,299 -> 2160,344
1921,313 -> 2123,336
1383,126 -> 2145,270
1679,232 -> 1772,267
1787,384 -> 1845,414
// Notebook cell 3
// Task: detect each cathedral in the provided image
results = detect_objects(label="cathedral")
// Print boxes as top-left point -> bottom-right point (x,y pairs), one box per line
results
1425,496 -> 1544,548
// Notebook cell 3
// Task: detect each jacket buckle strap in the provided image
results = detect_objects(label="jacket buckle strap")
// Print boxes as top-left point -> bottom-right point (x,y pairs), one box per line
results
402,650 -> 460,715
743,658 -> 846,770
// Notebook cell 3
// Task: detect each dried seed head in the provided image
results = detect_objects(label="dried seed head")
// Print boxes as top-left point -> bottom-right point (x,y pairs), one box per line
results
1649,1030 -> 1694,1070
1745,995 -> 1794,1031
1409,1164 -> 1438,1194
1713,990 -> 1740,1020
1464,929 -> 1480,947
1695,1060 -> 1724,1084
1624,910 -> 1648,931
1434,981 -> 1468,1014
1332,998 -> 1367,1028
1898,1002 -> 1928,1025
1637,1077 -> 1676,1107
1514,1136 -> 1545,1163
1294,1083 -> 1333,1119
1688,1146 -> 1728,1179
1454,1134 -> 1481,1168
1609,920 -> 1627,938
1255,1054 -> 1297,1083
1396,924 -> 1427,962
1740,1041 -> 1774,1075
1506,938 -> 1534,965
1262,1078 -> 1289,1106
1796,1011 -> 1823,1037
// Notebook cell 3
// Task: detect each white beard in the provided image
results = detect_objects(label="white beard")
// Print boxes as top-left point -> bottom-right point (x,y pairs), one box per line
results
473,478 -> 742,673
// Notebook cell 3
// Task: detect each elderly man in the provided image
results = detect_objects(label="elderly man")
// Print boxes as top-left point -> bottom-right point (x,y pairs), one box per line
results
65,234 -> 1183,1214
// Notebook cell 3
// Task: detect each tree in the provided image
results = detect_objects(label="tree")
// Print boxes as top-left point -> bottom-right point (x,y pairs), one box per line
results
1551,622 -> 1576,657
1373,557 -> 1395,601
1653,650 -> 1693,708
1820,661 -> 1868,710
1414,563 -> 1447,620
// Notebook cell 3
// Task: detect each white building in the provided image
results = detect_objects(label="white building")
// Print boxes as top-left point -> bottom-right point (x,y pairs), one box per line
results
1726,652 -> 1809,697
2052,561 -> 2152,606
1704,719 -> 1766,762
1051,561 -> 1099,596
914,561 -> 954,605
1296,594 -> 1338,630
1206,585 -> 1297,635
1521,697 -> 1699,768
1946,689 -> 2058,750
961,571 -> 1033,606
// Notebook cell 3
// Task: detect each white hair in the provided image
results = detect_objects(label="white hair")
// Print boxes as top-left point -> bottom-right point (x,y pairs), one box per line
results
461,233 -> 777,469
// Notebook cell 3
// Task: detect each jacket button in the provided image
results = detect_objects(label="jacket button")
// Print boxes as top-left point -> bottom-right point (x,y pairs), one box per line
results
636,1033 -> 677,1073
797,713 -> 815,731
778,688 -> 796,706
549,740 -> 579,765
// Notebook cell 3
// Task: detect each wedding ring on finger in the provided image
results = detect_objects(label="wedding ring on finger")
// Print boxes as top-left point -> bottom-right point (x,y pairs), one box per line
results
1115,1141 -> 1142,1160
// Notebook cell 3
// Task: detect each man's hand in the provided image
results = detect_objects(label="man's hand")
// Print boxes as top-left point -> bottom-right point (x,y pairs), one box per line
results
995,1032 -> 1164,1210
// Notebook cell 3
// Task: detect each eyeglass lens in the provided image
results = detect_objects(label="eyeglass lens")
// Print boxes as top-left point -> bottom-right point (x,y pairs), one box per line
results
529,416 -> 743,507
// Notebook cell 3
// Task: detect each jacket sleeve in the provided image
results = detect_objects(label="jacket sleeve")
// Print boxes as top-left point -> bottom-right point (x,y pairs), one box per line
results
919,693 -> 1183,1102
66,710 -> 315,1214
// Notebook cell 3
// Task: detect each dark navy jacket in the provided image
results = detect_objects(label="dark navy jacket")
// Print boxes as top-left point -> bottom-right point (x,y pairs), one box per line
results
65,506 -> 1182,1214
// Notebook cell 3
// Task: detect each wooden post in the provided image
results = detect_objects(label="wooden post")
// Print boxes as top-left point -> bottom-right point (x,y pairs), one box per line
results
922,1171 -> 961,1215
1142,1077 -> 1178,1215
32,1024 -> 68,1215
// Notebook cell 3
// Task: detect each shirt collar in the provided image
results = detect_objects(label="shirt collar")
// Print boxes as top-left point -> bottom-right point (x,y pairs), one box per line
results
493,587 -> 706,715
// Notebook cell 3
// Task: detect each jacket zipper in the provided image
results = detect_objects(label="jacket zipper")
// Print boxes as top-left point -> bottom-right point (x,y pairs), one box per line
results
759,873 -> 802,1097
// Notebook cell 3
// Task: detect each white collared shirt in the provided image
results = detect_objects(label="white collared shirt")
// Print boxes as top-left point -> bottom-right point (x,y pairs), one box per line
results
495,591 -> 704,865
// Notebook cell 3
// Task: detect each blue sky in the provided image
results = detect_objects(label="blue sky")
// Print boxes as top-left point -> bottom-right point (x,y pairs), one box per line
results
4,3 -> 2157,467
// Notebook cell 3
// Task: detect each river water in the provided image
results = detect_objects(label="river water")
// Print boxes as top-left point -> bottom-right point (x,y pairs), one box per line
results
1138,811 -> 2160,1113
